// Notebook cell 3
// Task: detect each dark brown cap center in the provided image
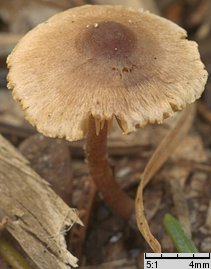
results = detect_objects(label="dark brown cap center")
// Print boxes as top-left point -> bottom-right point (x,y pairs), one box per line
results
76,21 -> 136,58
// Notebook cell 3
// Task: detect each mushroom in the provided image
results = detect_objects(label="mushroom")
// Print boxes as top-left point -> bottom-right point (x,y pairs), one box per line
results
7,5 -> 208,221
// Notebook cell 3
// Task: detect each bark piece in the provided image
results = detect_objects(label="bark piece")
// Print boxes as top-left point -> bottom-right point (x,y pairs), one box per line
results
0,135 -> 82,269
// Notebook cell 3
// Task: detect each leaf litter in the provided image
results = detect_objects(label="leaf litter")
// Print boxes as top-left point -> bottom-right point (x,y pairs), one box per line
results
135,104 -> 196,252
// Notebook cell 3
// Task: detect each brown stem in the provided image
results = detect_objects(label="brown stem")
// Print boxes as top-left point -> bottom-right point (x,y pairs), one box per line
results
85,116 -> 134,220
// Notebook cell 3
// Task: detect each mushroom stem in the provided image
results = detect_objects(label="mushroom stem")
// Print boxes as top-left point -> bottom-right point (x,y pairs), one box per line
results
85,116 -> 134,220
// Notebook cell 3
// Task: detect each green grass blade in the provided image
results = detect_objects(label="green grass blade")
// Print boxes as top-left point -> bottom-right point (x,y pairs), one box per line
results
163,213 -> 198,253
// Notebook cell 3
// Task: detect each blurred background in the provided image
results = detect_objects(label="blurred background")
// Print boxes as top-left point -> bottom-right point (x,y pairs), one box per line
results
0,0 -> 211,268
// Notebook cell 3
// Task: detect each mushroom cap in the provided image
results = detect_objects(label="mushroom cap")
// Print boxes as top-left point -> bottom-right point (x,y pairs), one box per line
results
7,5 -> 208,141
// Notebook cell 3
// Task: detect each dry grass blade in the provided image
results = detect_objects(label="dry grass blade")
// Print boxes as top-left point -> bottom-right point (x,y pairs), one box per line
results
135,104 -> 196,252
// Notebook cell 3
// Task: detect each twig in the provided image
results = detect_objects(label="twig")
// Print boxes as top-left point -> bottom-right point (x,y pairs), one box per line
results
0,123 -> 35,139
175,160 -> 211,173
0,123 -> 150,157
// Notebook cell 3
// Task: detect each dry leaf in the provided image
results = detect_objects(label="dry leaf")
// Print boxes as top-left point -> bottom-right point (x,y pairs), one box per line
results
135,104 -> 196,252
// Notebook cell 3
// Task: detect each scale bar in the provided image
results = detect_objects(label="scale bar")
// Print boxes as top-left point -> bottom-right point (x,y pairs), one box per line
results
145,253 -> 211,260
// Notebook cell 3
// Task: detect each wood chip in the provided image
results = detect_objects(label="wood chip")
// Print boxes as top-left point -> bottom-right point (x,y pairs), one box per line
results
0,135 -> 82,269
